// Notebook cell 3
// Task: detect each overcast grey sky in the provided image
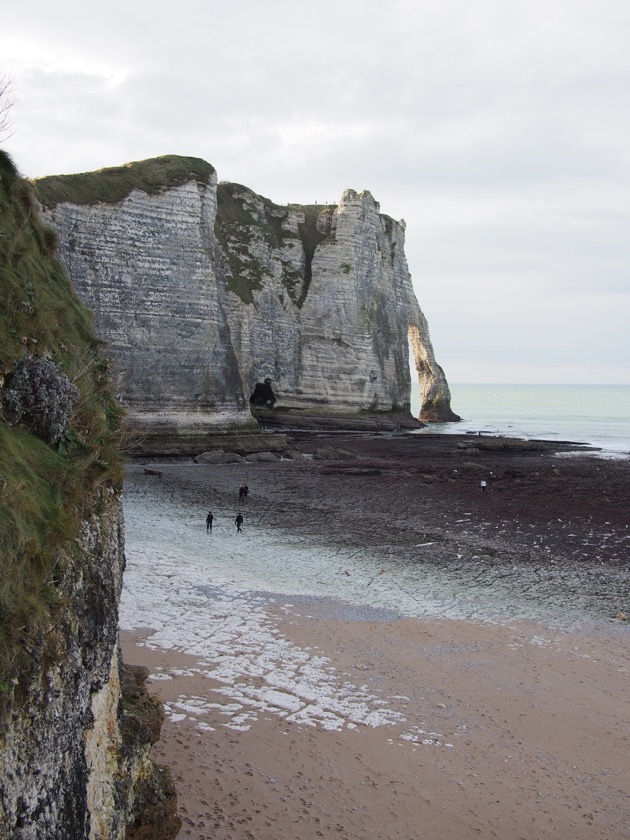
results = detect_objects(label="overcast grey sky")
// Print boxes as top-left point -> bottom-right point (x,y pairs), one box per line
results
2,0 -> 629,383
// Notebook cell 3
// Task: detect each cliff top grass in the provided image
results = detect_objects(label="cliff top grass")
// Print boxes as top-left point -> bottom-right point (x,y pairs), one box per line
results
0,149 -> 123,678
33,154 -> 216,209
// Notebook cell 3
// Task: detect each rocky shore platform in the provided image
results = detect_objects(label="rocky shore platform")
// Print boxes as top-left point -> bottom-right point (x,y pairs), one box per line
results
122,432 -> 629,839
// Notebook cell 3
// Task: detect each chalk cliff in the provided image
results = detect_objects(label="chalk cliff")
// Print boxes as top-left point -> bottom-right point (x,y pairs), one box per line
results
36,155 -> 458,453
0,150 -> 179,838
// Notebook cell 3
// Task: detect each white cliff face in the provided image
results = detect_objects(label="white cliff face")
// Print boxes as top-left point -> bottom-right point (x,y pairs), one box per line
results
297,189 -> 413,412
38,157 -> 458,452
44,176 -> 254,440
1,490 -> 124,838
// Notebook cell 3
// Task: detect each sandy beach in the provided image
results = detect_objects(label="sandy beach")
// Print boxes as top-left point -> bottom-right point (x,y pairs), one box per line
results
120,433 -> 629,839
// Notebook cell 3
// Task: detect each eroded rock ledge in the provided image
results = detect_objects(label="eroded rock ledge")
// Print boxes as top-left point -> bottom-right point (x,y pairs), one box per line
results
35,155 -> 459,455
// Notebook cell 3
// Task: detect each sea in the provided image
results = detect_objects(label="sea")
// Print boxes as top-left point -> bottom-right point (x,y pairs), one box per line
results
410,383 -> 630,459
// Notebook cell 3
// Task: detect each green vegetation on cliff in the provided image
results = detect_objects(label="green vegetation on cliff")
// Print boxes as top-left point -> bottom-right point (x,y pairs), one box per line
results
295,204 -> 335,307
0,149 -> 123,675
216,183 -> 336,307
34,154 -> 215,209
215,182 -> 301,304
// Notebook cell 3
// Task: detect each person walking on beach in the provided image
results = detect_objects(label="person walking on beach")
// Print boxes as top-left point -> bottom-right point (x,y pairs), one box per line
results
480,480 -> 487,492
206,510 -> 214,532
239,484 -> 246,503
235,512 -> 244,532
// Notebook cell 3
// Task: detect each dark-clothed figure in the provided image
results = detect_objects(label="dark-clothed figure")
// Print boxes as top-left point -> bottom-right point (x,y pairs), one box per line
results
206,511 -> 214,532
239,485 -> 246,503
235,513 -> 244,532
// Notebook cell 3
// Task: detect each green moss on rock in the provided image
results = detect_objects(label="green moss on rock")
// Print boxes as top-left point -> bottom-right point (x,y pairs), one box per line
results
216,183 -> 304,305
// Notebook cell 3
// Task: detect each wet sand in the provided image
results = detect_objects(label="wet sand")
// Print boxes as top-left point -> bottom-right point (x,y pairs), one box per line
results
120,433 -> 629,839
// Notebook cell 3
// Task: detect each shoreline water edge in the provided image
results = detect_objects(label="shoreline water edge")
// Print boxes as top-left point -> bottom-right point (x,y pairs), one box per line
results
120,432 -> 629,840
410,383 -> 630,458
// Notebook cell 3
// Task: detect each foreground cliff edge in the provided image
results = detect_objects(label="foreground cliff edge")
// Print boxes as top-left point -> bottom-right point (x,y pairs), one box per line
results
0,150 -> 180,838
34,155 -> 459,455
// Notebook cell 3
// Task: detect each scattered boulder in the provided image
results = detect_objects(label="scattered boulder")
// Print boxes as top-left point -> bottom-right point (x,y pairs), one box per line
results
243,451 -> 280,462
195,450 -> 243,464
457,442 -> 479,453
282,450 -> 307,461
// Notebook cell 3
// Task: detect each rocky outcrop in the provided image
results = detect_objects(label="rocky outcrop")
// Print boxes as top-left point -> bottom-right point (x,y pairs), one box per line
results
0,487 -> 180,839
120,665 -> 181,840
35,155 -> 458,454
409,310 -> 461,423
0,150 -> 179,839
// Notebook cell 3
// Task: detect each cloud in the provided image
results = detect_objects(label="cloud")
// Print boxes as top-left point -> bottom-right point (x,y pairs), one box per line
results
2,0 -> 629,382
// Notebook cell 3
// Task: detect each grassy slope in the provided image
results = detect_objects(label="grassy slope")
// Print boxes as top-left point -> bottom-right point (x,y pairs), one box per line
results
34,154 -> 215,209
0,149 -> 122,678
